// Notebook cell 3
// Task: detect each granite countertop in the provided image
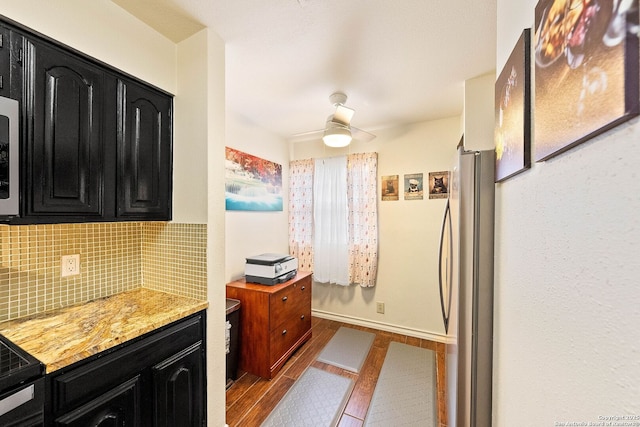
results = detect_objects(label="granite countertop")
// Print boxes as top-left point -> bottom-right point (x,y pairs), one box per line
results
0,288 -> 209,373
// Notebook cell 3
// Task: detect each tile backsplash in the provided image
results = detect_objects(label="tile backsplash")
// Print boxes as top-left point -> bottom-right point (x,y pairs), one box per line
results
142,222 -> 207,300
0,222 -> 207,322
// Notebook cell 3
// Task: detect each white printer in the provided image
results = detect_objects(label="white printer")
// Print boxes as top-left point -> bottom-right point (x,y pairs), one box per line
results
245,253 -> 298,285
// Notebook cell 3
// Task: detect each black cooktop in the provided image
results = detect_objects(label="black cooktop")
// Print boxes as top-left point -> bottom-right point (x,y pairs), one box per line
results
0,334 -> 44,392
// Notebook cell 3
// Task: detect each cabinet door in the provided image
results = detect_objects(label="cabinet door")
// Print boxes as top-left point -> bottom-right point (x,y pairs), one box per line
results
0,25 -> 22,101
26,39 -> 104,216
54,376 -> 141,427
117,78 -> 172,220
152,342 -> 204,427
0,25 -> 12,99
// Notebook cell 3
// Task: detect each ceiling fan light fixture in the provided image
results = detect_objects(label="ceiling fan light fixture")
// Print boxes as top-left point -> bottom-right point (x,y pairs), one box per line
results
322,126 -> 352,147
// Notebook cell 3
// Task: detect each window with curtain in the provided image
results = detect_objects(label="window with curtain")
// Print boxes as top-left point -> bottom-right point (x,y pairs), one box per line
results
289,152 -> 378,287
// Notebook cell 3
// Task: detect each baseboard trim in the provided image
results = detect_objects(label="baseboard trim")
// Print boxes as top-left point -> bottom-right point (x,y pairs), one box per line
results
311,309 -> 449,343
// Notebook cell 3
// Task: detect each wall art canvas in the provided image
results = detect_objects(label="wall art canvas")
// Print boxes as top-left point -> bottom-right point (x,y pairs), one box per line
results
534,0 -> 639,161
225,147 -> 283,211
428,171 -> 449,199
404,173 -> 424,200
495,28 -> 531,182
381,175 -> 399,201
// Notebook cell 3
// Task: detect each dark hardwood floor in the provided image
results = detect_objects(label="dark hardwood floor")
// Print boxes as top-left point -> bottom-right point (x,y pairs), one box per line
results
225,317 -> 447,427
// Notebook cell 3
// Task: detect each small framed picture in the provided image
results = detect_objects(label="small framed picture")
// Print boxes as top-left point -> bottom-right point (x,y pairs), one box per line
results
404,173 -> 424,200
428,172 -> 449,199
381,175 -> 399,201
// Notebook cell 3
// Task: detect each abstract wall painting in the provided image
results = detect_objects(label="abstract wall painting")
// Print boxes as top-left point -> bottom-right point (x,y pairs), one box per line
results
534,0 -> 639,161
495,28 -> 531,182
225,147 -> 283,211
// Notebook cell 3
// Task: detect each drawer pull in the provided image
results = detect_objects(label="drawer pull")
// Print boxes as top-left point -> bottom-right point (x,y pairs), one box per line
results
282,296 -> 288,302
300,315 -> 305,320
282,329 -> 287,335
301,286 -> 305,291
0,384 -> 34,417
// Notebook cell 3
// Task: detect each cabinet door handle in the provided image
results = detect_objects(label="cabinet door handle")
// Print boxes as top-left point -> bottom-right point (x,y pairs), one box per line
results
282,329 -> 287,335
300,314 -> 305,320
0,75 -> 3,90
282,296 -> 288,302
301,286 -> 305,291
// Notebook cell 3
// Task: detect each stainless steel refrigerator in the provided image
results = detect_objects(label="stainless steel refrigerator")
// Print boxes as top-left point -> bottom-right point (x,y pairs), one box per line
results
439,144 -> 495,426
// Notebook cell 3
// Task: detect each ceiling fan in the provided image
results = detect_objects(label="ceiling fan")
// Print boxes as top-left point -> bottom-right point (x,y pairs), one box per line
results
292,92 -> 376,147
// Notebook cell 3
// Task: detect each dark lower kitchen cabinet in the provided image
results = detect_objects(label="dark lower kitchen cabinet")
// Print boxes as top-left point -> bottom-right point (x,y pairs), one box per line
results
46,312 -> 206,427
152,342 -> 204,427
54,376 -> 141,427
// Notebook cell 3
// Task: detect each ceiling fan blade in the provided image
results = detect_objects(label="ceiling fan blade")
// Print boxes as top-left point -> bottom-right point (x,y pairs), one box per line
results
351,126 -> 376,142
290,128 -> 324,142
333,105 -> 355,125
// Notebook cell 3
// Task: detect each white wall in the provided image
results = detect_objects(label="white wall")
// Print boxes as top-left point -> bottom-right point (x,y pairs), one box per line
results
494,1 -> 640,424
291,117 -> 460,340
174,30 -> 209,224
464,73 -> 496,151
224,113 -> 290,282
202,31 -> 227,427
0,0 -> 176,93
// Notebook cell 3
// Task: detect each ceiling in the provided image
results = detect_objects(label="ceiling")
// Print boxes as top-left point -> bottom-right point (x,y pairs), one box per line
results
112,0 -> 497,142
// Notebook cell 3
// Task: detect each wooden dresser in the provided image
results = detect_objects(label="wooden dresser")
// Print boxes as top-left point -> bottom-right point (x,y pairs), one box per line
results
225,271 -> 312,379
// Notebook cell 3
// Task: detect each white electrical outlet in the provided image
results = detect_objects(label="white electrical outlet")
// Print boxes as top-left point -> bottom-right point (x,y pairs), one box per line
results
61,254 -> 80,277
376,301 -> 385,314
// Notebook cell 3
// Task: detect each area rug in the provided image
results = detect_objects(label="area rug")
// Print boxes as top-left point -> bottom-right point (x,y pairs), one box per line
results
316,326 -> 375,373
363,342 -> 437,426
260,366 -> 354,427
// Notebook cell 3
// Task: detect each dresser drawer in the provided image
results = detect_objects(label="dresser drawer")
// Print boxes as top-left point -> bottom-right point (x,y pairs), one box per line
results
269,312 -> 312,365
269,276 -> 311,329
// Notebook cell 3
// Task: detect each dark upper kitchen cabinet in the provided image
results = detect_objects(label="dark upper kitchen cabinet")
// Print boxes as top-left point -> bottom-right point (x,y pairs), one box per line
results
116,78 -> 172,220
0,15 -> 173,223
0,23 -> 23,100
24,38 -> 106,218
0,25 -> 9,98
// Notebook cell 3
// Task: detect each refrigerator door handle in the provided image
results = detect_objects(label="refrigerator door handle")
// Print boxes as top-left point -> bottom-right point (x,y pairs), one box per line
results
438,199 -> 453,333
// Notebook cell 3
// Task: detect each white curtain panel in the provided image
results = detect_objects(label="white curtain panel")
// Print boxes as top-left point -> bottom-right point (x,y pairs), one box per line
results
313,156 -> 349,285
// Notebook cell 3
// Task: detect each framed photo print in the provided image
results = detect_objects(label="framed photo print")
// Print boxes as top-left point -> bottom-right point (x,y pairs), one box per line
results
495,28 -> 531,182
225,147 -> 283,211
381,175 -> 399,201
404,173 -> 424,200
428,171 -> 449,199
533,0 -> 639,161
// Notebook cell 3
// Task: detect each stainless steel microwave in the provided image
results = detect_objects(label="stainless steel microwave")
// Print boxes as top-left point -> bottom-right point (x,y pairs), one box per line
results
0,96 -> 19,216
